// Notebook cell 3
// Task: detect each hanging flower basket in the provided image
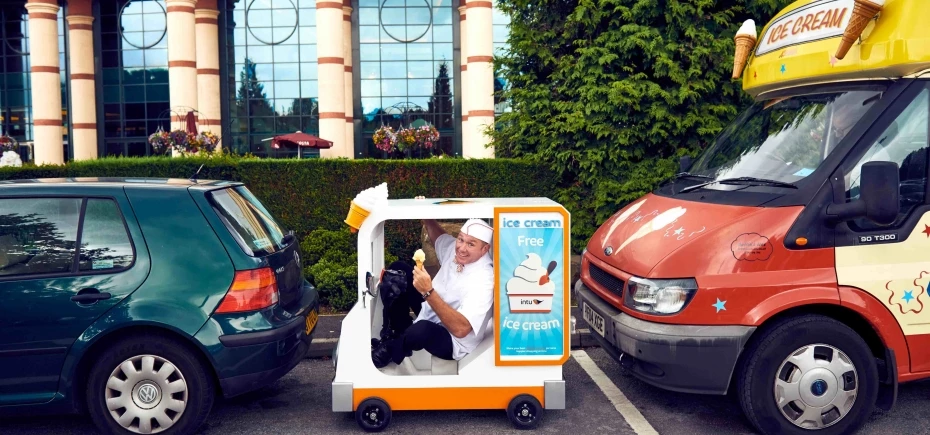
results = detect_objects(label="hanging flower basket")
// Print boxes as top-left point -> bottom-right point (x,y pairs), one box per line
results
148,129 -> 171,155
414,124 -> 440,149
373,125 -> 397,153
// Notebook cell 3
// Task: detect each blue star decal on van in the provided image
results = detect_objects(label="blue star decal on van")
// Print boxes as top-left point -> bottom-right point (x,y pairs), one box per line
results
712,298 -> 727,313
904,290 -> 915,303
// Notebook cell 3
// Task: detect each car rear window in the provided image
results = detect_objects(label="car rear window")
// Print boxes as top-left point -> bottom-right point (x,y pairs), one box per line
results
209,186 -> 286,256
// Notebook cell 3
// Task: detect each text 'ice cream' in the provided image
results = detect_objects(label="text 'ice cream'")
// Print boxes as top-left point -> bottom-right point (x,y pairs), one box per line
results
506,253 -> 557,313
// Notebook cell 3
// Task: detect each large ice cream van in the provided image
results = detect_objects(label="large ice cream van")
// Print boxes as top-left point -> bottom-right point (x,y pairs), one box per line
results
575,0 -> 930,434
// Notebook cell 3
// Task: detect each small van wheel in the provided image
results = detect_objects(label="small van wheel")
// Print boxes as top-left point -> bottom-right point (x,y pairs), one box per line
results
508,394 -> 543,430
85,334 -> 214,434
356,397 -> 391,432
737,315 -> 878,435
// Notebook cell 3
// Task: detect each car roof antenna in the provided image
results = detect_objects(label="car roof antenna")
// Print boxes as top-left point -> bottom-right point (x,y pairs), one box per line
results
189,164 -> 205,182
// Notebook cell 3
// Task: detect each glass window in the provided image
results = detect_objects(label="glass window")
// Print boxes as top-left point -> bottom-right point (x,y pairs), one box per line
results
78,199 -> 134,272
845,88 -> 929,229
210,186 -> 287,256
0,198 -> 80,277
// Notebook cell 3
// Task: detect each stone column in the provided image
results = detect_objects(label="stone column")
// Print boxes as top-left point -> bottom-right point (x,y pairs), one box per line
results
66,0 -> 97,160
25,0 -> 63,165
316,0 -> 347,158
458,6 -> 469,155
167,0 -> 199,133
465,0 -> 494,158
196,0 -> 221,149
343,3 -> 354,158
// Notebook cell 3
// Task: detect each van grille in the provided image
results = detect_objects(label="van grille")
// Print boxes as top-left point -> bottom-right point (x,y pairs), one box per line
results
589,263 -> 625,297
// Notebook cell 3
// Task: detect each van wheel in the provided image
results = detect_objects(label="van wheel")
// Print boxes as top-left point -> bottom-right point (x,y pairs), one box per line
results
356,397 -> 391,432
737,315 -> 878,435
507,394 -> 544,430
86,334 -> 214,434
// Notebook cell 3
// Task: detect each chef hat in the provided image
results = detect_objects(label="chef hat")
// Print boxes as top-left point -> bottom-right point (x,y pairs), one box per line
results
461,218 -> 493,244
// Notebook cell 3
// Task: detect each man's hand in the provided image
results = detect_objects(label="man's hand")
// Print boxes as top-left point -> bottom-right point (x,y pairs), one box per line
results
412,264 -> 433,295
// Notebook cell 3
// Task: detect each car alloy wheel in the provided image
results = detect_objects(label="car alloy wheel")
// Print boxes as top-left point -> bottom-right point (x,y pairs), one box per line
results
104,354 -> 188,434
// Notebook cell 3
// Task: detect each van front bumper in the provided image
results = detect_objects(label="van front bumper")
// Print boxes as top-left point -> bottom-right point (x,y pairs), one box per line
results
575,281 -> 755,395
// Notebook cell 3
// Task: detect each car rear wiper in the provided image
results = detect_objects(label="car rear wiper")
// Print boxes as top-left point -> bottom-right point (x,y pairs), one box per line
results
679,176 -> 798,193
673,172 -> 713,180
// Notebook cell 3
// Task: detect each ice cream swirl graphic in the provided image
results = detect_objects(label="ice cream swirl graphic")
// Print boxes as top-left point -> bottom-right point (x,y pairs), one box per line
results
507,253 -> 557,313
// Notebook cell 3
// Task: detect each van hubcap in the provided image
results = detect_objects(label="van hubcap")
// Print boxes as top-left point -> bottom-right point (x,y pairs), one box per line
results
774,344 -> 858,430
105,355 -> 188,434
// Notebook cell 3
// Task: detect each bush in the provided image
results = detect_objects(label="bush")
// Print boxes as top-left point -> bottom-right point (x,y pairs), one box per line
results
0,156 -> 555,310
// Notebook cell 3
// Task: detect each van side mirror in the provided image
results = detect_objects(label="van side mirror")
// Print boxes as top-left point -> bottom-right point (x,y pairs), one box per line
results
679,156 -> 693,173
826,161 -> 899,226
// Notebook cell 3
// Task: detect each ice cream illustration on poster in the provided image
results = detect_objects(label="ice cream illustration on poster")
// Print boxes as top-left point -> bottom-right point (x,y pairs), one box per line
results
506,253 -> 557,313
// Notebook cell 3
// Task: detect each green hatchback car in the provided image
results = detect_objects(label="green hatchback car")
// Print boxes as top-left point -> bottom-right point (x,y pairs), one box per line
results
0,177 -> 319,434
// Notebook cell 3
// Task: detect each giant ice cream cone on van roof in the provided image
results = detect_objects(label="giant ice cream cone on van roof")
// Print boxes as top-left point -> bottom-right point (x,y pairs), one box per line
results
732,19 -> 757,79
345,183 -> 388,233
835,0 -> 884,60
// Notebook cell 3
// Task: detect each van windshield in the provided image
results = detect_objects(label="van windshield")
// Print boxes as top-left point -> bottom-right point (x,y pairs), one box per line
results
210,186 -> 287,256
682,89 -> 883,191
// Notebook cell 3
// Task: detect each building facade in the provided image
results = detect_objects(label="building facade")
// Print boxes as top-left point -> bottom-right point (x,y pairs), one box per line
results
3,0 -> 509,163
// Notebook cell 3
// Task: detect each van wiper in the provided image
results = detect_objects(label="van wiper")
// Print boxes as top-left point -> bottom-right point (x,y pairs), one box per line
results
679,176 -> 798,193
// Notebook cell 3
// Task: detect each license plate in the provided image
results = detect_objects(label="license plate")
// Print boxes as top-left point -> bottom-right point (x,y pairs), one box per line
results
583,302 -> 605,337
305,310 -> 318,335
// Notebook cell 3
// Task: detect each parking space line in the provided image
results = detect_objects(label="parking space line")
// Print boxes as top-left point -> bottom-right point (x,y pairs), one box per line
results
571,350 -> 659,435
312,338 -> 338,343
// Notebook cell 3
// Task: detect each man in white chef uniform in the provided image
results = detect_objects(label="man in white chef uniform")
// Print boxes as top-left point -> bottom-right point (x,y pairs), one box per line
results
372,218 -> 494,368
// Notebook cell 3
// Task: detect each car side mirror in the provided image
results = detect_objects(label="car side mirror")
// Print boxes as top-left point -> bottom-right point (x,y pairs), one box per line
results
827,161 -> 900,226
679,155 -> 693,173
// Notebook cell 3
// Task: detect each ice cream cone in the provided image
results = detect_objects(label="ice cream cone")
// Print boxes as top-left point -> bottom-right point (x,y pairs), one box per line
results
835,0 -> 883,60
344,200 -> 371,232
732,34 -> 757,79
413,249 -> 426,270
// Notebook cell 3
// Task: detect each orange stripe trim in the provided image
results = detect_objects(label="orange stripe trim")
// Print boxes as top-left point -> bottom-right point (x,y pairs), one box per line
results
29,0 -> 58,4
317,2 -> 343,9
319,112 -> 346,119
34,119 -> 63,126
461,65 -> 467,71
167,5 -> 195,13
169,60 -> 198,68
353,387 -> 544,411
466,1 -> 493,9
462,115 -> 469,121
343,14 -> 351,21
29,12 -> 58,20
68,23 -> 93,31
73,123 -> 97,129
469,110 -> 495,117
344,65 -> 352,72
345,116 -> 353,122
468,56 -> 493,63
201,119 -> 223,126
197,68 -> 220,75
71,73 -> 94,80
460,14 -> 466,20
319,57 -> 344,65
170,115 -> 198,122
32,66 -> 59,73
196,17 -> 218,24
343,0 -> 351,6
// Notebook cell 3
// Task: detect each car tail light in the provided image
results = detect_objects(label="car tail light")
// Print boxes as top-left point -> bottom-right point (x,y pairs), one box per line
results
216,268 -> 279,313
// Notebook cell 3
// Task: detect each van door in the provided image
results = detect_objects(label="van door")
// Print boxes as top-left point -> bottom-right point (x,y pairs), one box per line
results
834,82 -> 930,372
0,196 -> 148,405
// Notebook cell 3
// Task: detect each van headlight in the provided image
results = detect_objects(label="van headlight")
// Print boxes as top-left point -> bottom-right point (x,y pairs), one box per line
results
624,277 -> 698,315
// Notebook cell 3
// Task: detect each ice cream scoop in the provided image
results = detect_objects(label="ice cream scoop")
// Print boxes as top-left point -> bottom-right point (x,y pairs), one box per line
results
413,249 -> 426,269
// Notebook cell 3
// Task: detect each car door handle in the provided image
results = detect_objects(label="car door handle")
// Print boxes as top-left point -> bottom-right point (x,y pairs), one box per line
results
71,289 -> 112,304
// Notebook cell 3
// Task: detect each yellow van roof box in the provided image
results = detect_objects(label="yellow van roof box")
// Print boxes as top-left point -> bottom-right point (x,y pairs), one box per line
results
734,0 -> 930,98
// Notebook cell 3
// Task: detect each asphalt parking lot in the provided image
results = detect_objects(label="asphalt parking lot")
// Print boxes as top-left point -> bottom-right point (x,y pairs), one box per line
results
5,342 -> 930,435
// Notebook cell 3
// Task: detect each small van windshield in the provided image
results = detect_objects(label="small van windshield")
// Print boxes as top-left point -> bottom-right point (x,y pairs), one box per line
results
684,89 -> 883,191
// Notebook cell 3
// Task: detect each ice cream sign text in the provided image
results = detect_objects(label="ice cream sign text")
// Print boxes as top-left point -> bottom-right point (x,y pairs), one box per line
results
494,206 -> 571,364
756,0 -> 852,56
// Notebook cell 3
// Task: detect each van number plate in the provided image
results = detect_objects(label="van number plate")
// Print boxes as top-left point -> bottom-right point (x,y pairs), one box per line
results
583,303 -> 605,337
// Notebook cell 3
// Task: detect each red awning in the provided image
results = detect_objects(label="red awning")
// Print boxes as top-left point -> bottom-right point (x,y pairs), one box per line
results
185,111 -> 197,135
271,131 -> 333,149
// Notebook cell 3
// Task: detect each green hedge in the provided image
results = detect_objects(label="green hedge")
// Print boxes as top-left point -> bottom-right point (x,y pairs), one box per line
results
0,156 -> 557,308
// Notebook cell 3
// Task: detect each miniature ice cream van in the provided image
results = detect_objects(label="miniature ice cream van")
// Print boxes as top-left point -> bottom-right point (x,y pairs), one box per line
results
577,1 -> 930,434
336,192 -> 570,432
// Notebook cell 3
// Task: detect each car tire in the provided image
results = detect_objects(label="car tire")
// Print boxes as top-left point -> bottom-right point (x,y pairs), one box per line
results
736,314 -> 878,435
507,394 -> 544,430
85,334 -> 214,435
355,397 -> 391,432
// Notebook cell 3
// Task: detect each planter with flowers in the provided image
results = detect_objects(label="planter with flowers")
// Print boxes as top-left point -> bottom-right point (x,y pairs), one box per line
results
373,124 -> 441,158
0,134 -> 21,167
